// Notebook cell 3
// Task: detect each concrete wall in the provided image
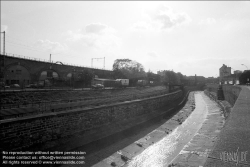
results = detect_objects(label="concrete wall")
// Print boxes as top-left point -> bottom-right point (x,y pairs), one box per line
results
206,84 -> 242,106
0,90 -> 183,151
222,85 -> 241,106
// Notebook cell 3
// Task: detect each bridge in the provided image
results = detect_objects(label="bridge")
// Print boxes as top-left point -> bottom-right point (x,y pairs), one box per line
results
0,54 -> 113,87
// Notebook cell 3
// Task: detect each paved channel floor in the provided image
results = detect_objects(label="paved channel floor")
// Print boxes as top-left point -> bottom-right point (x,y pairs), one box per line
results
91,91 -> 226,167
124,91 -> 225,167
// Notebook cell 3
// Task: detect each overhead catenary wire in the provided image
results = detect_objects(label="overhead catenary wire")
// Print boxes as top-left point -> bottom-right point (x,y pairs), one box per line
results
1,33 -> 111,70
6,41 -> 48,54
3,34 -> 83,58
5,35 -> 31,44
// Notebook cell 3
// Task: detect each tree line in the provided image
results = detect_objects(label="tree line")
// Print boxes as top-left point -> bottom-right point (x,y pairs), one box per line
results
112,59 -> 190,87
51,58 -> 192,88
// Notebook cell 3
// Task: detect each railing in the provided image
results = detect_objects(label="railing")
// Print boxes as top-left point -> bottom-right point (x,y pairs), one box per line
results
0,52 -> 112,71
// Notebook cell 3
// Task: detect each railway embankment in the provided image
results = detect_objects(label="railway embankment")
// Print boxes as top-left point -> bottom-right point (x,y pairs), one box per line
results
0,88 -> 185,152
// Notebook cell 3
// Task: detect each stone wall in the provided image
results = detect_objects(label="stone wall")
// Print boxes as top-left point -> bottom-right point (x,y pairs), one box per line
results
0,90 -> 183,151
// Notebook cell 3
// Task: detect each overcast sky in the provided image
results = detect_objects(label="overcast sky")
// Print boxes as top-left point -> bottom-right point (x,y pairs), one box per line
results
1,1 -> 250,77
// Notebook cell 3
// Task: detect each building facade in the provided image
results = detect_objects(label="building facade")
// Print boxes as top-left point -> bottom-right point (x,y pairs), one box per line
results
219,64 -> 231,83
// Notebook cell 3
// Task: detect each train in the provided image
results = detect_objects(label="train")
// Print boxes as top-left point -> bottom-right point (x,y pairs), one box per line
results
92,78 -> 129,89
91,78 -> 154,89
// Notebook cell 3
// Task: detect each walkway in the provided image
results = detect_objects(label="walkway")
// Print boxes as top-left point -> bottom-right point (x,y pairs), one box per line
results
204,86 -> 250,167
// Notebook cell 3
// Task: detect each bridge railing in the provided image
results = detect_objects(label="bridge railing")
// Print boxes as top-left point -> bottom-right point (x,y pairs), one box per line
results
0,52 -> 112,71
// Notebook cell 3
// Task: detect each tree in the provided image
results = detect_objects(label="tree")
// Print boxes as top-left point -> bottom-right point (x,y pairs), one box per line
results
163,71 -> 177,85
78,69 -> 94,87
147,70 -> 161,84
112,59 -> 146,79
239,70 -> 250,84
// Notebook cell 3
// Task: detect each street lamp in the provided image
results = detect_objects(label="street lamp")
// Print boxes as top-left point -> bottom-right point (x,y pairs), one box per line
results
241,64 -> 249,70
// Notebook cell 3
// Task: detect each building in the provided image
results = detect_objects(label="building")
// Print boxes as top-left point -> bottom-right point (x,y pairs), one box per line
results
233,70 -> 242,74
219,64 -> 231,83
219,64 -> 244,85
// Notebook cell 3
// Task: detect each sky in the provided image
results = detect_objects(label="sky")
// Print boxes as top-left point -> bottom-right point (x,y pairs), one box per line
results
1,1 -> 250,78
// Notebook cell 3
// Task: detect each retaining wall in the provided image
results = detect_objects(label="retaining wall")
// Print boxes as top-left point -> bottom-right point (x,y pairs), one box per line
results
205,84 -> 242,106
205,84 -> 243,119
0,90 -> 183,151
222,85 -> 241,106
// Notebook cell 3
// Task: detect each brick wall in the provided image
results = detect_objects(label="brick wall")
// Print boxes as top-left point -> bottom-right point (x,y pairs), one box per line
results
1,55 -> 114,83
0,90 -> 183,151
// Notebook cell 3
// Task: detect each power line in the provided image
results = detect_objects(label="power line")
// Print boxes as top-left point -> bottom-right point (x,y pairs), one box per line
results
2,33 -> 110,69
6,41 -> 48,53
1,31 -> 5,55
6,39 -> 49,51
3,33 -> 76,57
5,35 -> 29,44
4,34 -> 60,53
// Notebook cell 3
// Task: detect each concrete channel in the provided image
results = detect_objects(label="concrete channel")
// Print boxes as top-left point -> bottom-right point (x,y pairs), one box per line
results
55,91 -> 187,167
86,91 -> 225,167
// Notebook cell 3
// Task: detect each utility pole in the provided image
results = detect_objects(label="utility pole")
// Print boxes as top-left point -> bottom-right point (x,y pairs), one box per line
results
91,57 -> 105,69
50,54 -> 51,63
1,31 -> 6,86
1,31 -> 5,55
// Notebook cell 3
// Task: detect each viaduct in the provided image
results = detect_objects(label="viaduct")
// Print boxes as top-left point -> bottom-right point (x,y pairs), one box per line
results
0,54 -> 113,86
